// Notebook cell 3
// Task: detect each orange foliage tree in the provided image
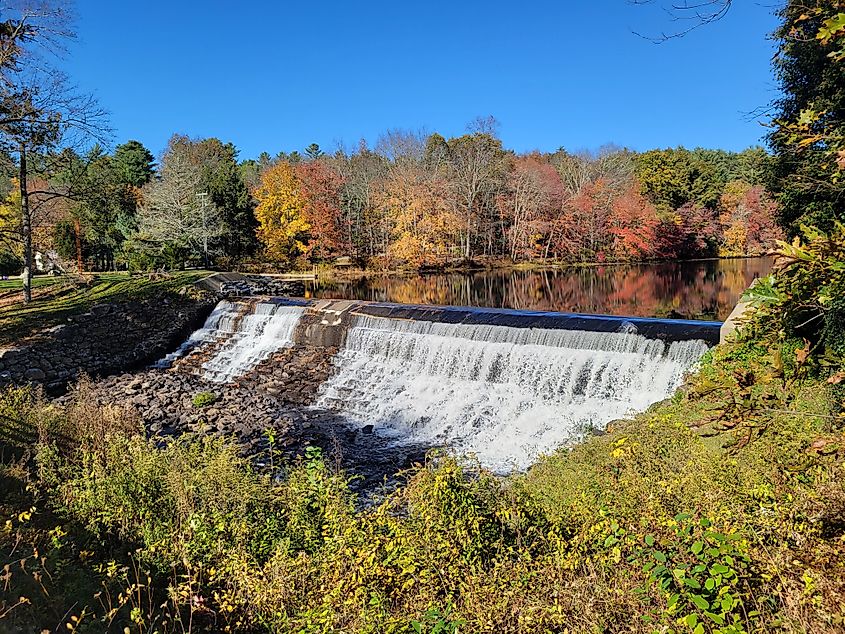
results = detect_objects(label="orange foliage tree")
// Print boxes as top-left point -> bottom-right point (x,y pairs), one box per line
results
296,159 -> 346,261
719,180 -> 782,256
378,165 -> 458,268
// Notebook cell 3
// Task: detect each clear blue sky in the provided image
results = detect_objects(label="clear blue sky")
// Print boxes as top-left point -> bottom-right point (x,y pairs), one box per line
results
65,0 -> 780,161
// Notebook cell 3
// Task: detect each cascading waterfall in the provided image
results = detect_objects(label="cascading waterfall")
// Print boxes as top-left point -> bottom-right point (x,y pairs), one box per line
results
201,302 -> 305,383
155,300 -> 243,367
316,315 -> 709,473
156,300 -> 305,383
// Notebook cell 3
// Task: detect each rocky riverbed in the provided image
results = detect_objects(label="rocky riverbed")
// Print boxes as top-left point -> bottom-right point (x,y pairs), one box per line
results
70,342 -> 427,496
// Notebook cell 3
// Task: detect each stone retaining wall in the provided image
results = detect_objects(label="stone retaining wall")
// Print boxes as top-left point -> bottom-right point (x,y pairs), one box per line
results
0,294 -> 216,393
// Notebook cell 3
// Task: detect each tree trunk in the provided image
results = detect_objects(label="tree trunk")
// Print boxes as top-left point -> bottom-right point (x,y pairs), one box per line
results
19,142 -> 32,304
74,218 -> 83,273
464,213 -> 471,259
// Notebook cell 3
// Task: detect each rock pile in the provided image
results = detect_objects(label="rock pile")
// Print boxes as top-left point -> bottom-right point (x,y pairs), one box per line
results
0,295 -> 216,393
71,342 -> 426,495
219,276 -> 305,297
76,344 -> 336,451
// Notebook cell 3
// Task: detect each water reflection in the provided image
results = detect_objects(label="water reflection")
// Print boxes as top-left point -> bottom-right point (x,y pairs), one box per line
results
305,257 -> 774,321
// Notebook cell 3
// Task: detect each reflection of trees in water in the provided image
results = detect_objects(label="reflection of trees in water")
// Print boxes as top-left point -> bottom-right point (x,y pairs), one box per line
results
308,258 -> 774,320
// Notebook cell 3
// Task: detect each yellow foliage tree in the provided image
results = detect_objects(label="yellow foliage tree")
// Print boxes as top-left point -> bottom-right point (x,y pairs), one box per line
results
254,162 -> 310,263
0,182 -> 23,264
378,168 -> 459,268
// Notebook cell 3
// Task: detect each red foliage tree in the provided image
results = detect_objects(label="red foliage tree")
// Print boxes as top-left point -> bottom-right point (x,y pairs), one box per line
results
608,183 -> 661,260
656,203 -> 720,259
296,160 -> 346,260
552,178 -> 617,261
498,155 -> 564,261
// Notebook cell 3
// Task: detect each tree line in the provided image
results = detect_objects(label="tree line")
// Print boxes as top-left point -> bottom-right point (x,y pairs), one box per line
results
0,130 -> 785,275
0,0 -> 841,287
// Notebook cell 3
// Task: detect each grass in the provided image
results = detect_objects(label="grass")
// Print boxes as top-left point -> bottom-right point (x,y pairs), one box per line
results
0,318 -> 841,633
0,271 -> 211,346
0,275 -> 62,291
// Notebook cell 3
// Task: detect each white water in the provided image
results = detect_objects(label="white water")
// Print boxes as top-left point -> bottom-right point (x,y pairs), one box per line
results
316,316 -> 709,473
200,302 -> 305,383
156,300 -> 305,382
155,300 -> 243,367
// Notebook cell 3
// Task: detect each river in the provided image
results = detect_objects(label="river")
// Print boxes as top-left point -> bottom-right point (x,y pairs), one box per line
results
304,257 -> 774,321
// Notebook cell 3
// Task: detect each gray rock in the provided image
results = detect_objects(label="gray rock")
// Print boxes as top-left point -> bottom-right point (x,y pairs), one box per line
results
24,368 -> 46,381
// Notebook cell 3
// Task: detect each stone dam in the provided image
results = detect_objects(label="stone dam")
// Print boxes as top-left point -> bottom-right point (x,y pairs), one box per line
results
1,289 -> 724,487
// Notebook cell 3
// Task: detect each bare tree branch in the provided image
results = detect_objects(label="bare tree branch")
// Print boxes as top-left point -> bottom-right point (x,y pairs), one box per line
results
630,0 -> 732,42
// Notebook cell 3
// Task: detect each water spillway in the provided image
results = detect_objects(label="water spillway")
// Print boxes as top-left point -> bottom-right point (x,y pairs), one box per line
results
160,297 -> 715,472
201,302 -> 305,383
158,300 -> 306,382
315,314 -> 708,473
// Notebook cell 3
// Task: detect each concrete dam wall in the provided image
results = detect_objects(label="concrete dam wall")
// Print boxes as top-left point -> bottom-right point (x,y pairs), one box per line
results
159,297 -> 718,472
276,298 -> 722,349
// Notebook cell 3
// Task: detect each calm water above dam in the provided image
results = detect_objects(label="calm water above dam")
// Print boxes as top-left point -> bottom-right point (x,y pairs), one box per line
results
305,257 -> 774,322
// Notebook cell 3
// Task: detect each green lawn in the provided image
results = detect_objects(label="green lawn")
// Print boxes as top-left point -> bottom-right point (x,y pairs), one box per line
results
0,276 -> 64,291
0,271 -> 211,346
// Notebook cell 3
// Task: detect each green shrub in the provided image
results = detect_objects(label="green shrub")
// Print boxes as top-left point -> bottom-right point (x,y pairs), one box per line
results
191,391 -> 217,408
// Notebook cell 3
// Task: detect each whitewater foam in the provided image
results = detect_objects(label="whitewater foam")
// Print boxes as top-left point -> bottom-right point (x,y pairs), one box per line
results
155,300 -> 243,367
200,302 -> 305,383
316,315 -> 709,473
155,300 -> 305,382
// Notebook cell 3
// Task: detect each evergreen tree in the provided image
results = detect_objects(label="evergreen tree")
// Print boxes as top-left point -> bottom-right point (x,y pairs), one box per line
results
768,0 -> 845,234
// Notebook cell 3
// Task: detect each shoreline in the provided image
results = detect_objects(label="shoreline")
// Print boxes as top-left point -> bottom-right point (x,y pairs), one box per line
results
287,253 -> 775,282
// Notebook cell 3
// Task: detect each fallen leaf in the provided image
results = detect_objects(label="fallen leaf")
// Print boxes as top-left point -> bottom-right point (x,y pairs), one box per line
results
827,371 -> 845,385
796,339 -> 811,365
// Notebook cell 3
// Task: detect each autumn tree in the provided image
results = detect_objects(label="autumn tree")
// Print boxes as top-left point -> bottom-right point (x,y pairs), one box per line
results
254,161 -> 309,263
657,202 -> 720,259
377,165 -> 457,268
0,2 -> 109,300
333,141 -> 388,260
608,183 -> 661,260
56,140 -> 154,270
499,155 -> 563,261
0,182 -> 21,273
719,180 -> 782,256
296,158 -> 345,260
558,179 -> 616,261
446,126 -> 509,259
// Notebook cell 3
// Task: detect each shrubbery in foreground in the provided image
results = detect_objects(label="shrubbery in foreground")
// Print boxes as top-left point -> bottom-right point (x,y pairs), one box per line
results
1,226 -> 844,633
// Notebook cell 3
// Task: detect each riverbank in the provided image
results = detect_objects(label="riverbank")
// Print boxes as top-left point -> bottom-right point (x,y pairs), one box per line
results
0,230 -> 841,632
0,272 -> 216,392
283,254 -> 774,283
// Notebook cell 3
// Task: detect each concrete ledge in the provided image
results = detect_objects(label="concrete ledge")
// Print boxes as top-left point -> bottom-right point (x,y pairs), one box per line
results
719,280 -> 760,344
195,272 -> 248,293
269,297 -> 723,345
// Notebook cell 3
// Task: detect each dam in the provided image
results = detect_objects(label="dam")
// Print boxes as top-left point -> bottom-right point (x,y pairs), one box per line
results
158,297 -> 718,473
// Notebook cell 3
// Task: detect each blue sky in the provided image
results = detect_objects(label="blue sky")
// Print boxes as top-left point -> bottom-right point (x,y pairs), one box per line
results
66,1 -> 780,160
